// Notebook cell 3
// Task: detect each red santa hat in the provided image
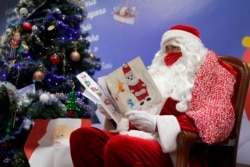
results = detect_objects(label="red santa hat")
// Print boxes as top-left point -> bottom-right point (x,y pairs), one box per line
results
160,24 -> 201,49
122,64 -> 132,76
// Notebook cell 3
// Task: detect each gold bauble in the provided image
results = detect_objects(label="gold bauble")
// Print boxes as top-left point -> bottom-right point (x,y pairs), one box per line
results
70,51 -> 81,62
33,71 -> 45,82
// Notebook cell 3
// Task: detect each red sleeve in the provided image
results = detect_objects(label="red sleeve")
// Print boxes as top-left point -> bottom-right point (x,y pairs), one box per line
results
161,98 -> 198,133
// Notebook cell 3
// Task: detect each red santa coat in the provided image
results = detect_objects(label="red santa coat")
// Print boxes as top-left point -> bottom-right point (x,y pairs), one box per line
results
114,51 -> 236,154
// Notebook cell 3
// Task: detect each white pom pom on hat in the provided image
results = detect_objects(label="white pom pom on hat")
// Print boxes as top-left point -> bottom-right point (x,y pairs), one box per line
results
160,24 -> 201,49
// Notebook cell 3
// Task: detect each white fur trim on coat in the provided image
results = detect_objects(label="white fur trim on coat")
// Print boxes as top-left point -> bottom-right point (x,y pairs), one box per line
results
161,29 -> 201,50
118,115 -> 180,153
155,115 -> 180,153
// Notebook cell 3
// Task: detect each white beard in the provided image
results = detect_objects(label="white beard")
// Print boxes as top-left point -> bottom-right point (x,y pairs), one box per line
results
148,38 -> 208,112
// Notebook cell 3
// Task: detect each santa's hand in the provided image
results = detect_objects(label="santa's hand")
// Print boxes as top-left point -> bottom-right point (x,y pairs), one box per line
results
98,104 -> 112,119
116,118 -> 129,132
125,110 -> 157,133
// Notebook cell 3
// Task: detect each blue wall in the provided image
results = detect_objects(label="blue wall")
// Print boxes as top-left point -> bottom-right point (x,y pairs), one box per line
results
81,0 -> 250,77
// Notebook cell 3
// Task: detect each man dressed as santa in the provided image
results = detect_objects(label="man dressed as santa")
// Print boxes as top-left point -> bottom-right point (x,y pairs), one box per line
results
70,24 -> 236,167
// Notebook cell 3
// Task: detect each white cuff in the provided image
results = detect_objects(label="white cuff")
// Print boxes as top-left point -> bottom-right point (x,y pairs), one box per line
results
156,115 -> 181,153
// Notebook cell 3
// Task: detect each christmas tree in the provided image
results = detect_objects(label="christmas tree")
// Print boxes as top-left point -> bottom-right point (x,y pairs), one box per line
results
0,0 -> 101,166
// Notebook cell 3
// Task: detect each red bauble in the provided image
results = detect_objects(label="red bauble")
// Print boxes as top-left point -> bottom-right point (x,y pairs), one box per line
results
50,54 -> 60,65
23,22 -> 32,31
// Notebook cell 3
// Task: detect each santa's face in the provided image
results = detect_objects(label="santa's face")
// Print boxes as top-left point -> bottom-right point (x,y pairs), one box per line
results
125,71 -> 135,81
125,72 -> 139,86
165,45 -> 181,53
164,45 -> 182,66
148,38 -> 208,112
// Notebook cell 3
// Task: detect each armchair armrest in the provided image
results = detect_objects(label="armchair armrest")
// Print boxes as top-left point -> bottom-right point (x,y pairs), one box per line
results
176,131 -> 199,167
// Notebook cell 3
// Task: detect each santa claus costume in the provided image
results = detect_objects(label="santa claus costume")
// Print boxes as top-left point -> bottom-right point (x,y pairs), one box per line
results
70,24 -> 236,167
